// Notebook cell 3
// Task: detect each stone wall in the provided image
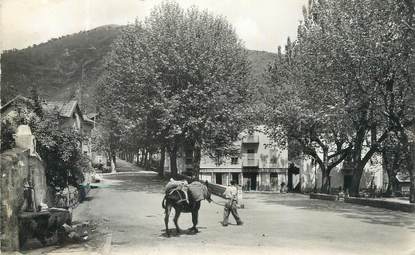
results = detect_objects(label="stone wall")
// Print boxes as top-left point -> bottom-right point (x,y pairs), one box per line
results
29,156 -> 48,208
1,148 -> 47,251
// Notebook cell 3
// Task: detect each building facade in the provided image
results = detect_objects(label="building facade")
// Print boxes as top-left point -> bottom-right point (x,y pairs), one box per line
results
164,127 -> 290,192
292,149 -> 385,193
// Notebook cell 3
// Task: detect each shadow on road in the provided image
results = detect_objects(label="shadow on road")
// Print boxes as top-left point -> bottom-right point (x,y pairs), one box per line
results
104,173 -> 167,194
159,227 -> 208,238
261,195 -> 415,231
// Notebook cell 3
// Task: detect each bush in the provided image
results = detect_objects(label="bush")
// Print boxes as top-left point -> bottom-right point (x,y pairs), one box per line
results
3,101 -> 88,190
1,120 -> 15,152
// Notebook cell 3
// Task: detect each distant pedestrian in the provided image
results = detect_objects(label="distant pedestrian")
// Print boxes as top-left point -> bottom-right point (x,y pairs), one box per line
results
222,180 -> 243,226
280,182 -> 286,193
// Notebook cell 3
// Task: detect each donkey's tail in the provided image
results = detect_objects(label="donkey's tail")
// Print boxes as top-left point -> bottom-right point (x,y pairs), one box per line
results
162,196 -> 167,209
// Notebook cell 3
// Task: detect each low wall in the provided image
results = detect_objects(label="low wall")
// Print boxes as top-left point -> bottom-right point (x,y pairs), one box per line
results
345,197 -> 415,213
310,193 -> 338,201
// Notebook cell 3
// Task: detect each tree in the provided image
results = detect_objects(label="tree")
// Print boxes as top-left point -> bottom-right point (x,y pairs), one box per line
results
98,2 -> 250,178
265,0 -> 415,199
381,132 -> 408,196
265,39 -> 351,193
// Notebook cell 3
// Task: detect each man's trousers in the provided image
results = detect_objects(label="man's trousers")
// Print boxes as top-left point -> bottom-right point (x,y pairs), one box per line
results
223,200 -> 242,225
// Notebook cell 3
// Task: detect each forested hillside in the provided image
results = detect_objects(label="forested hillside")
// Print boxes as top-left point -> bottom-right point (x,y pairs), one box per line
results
1,25 -> 275,112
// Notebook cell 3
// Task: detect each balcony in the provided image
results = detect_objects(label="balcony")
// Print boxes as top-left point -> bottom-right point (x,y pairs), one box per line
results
242,135 -> 259,144
242,157 -> 259,168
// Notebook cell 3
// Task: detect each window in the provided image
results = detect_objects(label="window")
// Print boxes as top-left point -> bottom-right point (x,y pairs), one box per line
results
247,149 -> 255,154
184,168 -> 193,176
270,155 -> 278,164
185,149 -> 193,157
231,157 -> 239,165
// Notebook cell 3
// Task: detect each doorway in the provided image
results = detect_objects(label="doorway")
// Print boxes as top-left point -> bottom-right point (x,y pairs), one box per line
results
288,163 -> 300,192
215,173 -> 223,185
231,173 -> 239,185
243,173 -> 257,191
270,173 -> 279,191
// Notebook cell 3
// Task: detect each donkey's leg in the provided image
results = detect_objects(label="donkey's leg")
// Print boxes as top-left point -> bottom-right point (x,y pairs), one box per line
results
164,204 -> 172,237
173,208 -> 182,233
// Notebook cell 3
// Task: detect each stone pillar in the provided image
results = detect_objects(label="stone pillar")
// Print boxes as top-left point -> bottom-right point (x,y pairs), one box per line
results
14,125 -> 37,156
1,150 -> 30,251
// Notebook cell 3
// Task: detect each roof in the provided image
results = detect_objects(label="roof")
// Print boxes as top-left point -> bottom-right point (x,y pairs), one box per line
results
43,100 -> 82,119
83,117 -> 95,126
86,113 -> 98,119
396,174 -> 410,183
0,95 -> 33,113
1,95 -> 84,120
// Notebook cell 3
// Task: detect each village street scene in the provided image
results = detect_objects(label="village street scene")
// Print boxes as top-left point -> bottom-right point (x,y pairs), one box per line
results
1,0 -> 415,255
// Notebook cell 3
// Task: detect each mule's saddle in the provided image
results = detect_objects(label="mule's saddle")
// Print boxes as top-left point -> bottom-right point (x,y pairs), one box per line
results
165,179 -> 190,205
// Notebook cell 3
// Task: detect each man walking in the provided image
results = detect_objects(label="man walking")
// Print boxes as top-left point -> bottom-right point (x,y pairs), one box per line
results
222,180 -> 243,226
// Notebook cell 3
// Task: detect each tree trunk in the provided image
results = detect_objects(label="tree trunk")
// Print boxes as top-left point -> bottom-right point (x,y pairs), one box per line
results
159,146 -> 166,177
320,148 -> 330,194
349,127 -> 367,197
321,172 -> 330,194
192,141 -> 202,180
406,141 -> 415,203
143,149 -> 148,169
350,163 -> 364,197
386,171 -> 398,196
169,145 -> 178,177
110,152 -> 116,173
397,130 -> 415,203
140,148 -> 145,166
383,149 -> 393,196
410,174 -> 415,203
148,152 -> 151,169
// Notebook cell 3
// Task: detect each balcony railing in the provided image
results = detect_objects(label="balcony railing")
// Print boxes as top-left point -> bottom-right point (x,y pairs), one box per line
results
242,157 -> 259,167
242,135 -> 259,144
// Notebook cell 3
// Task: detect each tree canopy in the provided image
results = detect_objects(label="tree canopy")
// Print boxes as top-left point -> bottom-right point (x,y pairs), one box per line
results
97,2 -> 251,177
264,0 -> 414,198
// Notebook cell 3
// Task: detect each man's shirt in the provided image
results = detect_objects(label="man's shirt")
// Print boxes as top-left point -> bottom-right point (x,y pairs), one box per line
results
223,185 -> 238,200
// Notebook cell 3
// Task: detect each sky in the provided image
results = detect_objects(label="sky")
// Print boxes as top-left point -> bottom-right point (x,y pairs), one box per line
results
1,0 -> 307,53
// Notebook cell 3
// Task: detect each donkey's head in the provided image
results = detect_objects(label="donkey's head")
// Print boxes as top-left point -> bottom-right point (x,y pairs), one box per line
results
204,180 -> 212,203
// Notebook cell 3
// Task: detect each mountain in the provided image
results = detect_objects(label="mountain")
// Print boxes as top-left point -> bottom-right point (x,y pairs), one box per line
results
1,25 -> 275,112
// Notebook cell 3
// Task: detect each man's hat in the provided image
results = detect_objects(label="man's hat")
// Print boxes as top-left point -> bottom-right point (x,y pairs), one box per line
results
230,180 -> 237,185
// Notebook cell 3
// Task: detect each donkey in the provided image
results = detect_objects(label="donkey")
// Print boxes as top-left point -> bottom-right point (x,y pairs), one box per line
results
162,181 -> 211,236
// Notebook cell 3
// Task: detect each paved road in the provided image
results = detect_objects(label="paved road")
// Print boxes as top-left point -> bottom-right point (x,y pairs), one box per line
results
24,159 -> 415,255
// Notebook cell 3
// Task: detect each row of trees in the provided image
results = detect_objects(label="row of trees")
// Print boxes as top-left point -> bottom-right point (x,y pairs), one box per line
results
95,0 -> 414,202
95,2 -> 252,178
264,0 -> 414,201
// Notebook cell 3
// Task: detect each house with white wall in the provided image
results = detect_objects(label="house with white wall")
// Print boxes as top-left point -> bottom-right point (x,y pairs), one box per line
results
164,126 -> 290,192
